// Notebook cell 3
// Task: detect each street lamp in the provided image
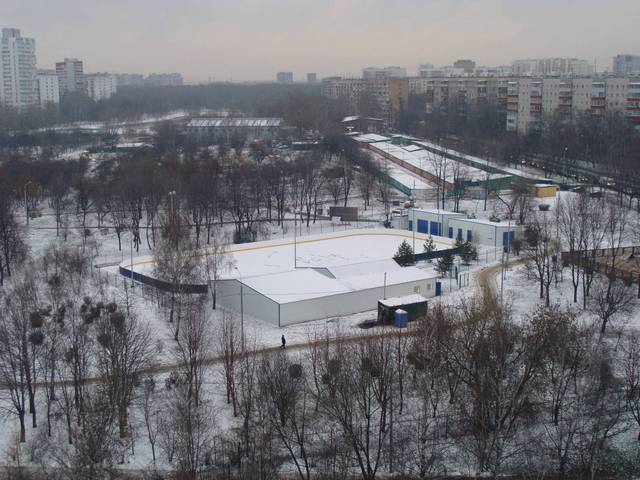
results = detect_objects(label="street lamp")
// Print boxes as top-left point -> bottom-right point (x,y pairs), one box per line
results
168,190 -> 177,249
234,266 -> 245,352
24,181 -> 32,226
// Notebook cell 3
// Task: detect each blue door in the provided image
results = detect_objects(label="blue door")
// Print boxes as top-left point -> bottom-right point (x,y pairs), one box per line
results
430,221 -> 440,236
408,220 -> 412,231
457,228 -> 463,241
435,281 -> 442,296
502,231 -> 515,246
448,227 -> 453,238
417,219 -> 429,234
467,230 -> 472,242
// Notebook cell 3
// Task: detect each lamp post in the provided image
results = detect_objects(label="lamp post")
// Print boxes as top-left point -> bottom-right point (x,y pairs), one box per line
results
234,266 -> 245,352
24,181 -> 32,225
130,226 -> 135,288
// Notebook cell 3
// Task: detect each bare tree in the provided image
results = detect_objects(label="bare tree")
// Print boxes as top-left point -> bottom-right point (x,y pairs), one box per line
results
260,351 -> 313,480
95,303 -> 155,438
174,295 -> 211,408
524,211 -> 560,306
313,335 -> 393,480
217,311 -> 241,416
590,275 -> 635,335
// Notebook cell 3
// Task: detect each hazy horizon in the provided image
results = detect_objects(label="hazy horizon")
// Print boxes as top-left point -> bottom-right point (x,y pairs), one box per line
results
2,0 -> 638,82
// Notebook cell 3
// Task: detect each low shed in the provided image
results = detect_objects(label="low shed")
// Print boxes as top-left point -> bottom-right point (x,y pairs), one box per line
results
377,294 -> 429,324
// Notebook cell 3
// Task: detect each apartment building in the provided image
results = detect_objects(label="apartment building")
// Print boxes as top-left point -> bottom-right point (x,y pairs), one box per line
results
408,76 -> 510,113
506,76 -> 640,133
276,71 -> 293,84
0,28 -> 37,109
613,55 -> 640,75
86,73 -> 117,101
145,73 -> 183,86
321,76 -> 409,123
56,58 -> 84,94
362,66 -> 407,79
36,69 -> 59,105
511,58 -> 593,76
115,73 -> 145,87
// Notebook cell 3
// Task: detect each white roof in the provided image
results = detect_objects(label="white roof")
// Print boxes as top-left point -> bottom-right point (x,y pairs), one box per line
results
449,216 -> 519,228
379,294 -> 427,307
375,142 -> 507,182
240,263 -> 436,304
188,118 -> 283,128
412,207 -> 463,216
352,134 -> 391,143
342,116 -> 359,122
402,144 -> 423,152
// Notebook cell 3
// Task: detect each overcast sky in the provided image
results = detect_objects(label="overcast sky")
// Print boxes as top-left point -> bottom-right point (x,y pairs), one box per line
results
2,0 -> 638,82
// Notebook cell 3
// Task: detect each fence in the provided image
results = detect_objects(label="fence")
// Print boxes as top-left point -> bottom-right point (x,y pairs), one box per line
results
118,266 -> 208,294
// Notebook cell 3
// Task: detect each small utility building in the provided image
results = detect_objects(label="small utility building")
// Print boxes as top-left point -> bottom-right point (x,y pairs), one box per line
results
377,294 -> 429,324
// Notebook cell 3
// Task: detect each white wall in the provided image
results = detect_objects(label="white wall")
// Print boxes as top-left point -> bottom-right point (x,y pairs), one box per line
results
448,218 -> 522,247
279,277 -> 435,326
215,279 -> 280,326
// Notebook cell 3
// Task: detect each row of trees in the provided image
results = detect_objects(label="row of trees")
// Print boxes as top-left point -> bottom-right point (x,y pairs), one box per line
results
520,193 -> 638,336
151,292 -> 640,480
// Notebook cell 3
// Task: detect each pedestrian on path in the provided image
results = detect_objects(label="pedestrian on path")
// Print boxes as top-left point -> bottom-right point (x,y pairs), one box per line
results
281,335 -> 286,349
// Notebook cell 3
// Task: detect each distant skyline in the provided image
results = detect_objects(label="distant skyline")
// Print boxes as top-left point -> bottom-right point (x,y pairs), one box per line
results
2,0 -> 638,82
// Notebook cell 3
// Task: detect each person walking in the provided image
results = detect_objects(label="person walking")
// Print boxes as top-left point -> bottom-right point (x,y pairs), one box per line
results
281,334 -> 286,349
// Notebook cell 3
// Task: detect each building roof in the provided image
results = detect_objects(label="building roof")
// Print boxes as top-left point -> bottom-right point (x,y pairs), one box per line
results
379,294 -> 428,308
240,261 -> 436,304
187,118 -> 283,128
412,207 -> 463,216
352,133 -> 390,143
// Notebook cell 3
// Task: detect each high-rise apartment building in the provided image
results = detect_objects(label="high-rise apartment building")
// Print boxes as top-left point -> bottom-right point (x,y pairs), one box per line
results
36,69 -> 59,105
86,73 -> 117,101
306,72 -> 317,84
145,73 -> 183,86
0,28 -> 37,109
276,72 -> 293,84
408,76 -> 510,112
453,59 -> 476,74
115,73 -> 145,87
613,55 -> 640,75
362,66 -> 407,79
56,58 -> 85,94
506,76 -> 640,133
321,76 -> 409,123
511,58 -> 593,76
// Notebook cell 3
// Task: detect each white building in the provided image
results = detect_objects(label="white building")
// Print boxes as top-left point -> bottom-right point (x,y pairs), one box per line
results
86,73 -> 117,101
216,258 -> 437,326
405,208 -> 522,248
511,58 -> 593,77
56,58 -> 84,94
0,28 -> 37,109
506,76 -> 640,133
36,70 -> 59,105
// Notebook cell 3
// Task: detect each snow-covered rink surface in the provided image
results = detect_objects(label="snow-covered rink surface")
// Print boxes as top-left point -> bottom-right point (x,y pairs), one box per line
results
123,227 -> 455,281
